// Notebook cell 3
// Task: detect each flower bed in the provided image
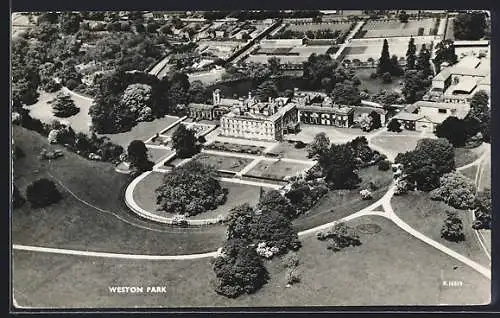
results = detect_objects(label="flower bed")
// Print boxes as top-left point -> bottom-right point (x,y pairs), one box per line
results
204,141 -> 266,155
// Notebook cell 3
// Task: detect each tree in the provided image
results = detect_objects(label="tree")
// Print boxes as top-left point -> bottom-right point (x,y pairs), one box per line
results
171,124 -> 199,159
453,12 -> 487,40
387,118 -> 402,132
430,172 -> 476,209
368,111 -> 382,130
398,10 -> 409,23
307,132 -> 330,159
382,72 -> 392,83
121,83 -> 154,121
319,143 -> 361,189
435,117 -> 468,147
395,138 -> 455,191
378,159 -> 391,171
331,81 -> 361,105
359,115 -> 373,132
127,140 -> 153,172
13,185 -> 25,209
416,44 -> 433,77
285,179 -> 328,213
59,12 -> 82,34
156,161 -> 227,216
466,90 -> 490,142
473,188 -> 491,229
167,72 -> 190,111
51,93 -> 79,118
441,211 -> 465,242
402,69 -> 431,103
256,79 -> 279,102
213,239 -> 269,298
433,40 -> 458,73
303,54 -> 339,90
188,80 -> 209,104
377,39 -> 392,75
257,190 -> 297,220
26,178 -> 62,208
267,57 -> 281,76
406,37 -> 417,70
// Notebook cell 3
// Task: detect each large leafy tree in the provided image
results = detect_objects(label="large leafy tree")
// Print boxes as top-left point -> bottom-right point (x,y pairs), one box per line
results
318,143 -> 361,189
127,140 -> 154,172
121,83 -> 154,121
465,90 -> 490,142
307,132 -> 330,159
453,12 -> 487,40
188,80 -> 210,104
156,161 -> 227,216
402,70 -> 431,103
213,239 -> 269,298
433,40 -> 458,73
435,117 -> 468,147
26,178 -> 62,208
171,124 -> 199,158
255,79 -> 279,102
303,53 -> 339,90
257,190 -> 298,220
59,12 -> 82,34
396,138 -> 455,191
430,172 -> 477,209
331,80 -> 361,105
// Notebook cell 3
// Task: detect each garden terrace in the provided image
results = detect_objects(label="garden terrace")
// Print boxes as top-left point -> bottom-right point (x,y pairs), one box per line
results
132,171 -> 264,220
146,147 -> 175,164
244,159 -> 313,181
191,153 -> 254,173
14,214 -> 490,307
391,191 -> 491,268
204,141 -> 266,155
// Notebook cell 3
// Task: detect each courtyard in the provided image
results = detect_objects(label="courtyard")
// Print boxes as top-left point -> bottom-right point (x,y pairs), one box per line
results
191,153 -> 254,173
245,159 -> 313,181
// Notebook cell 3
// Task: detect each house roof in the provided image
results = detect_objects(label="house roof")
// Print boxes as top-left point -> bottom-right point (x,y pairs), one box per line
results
188,103 -> 214,110
449,77 -> 478,94
393,112 -> 425,121
413,100 -> 464,110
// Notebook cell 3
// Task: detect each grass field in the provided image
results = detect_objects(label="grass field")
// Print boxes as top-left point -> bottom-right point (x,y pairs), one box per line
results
12,126 -> 227,255
13,215 -> 490,308
132,171 -> 263,220
192,153 -> 253,173
286,21 -> 353,33
391,192 -> 491,268
361,18 -> 436,38
100,116 -> 179,148
454,147 -> 480,167
293,165 -> 393,231
146,147 -> 174,164
288,125 -> 370,145
246,159 -> 312,180
269,141 -> 309,160
479,158 -> 491,191
459,165 -> 478,181
370,130 -> 427,159
25,90 -> 93,134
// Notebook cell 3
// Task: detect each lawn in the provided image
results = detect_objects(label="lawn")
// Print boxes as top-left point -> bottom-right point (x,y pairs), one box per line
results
391,192 -> 491,268
132,171 -> 263,220
454,147 -> 480,168
287,124 -> 369,145
270,141 -> 310,160
458,165 -> 478,181
370,131 -> 425,160
100,115 -> 180,148
354,68 -> 403,94
478,157 -> 491,191
24,89 -> 93,134
246,159 -> 312,180
293,165 -> 393,231
13,215 -> 490,308
146,147 -> 174,164
12,126 -> 227,255
361,18 -> 436,38
192,153 -> 253,172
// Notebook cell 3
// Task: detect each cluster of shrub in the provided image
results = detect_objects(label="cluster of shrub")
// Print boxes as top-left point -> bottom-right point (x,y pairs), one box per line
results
13,109 -> 124,165
316,222 -> 362,251
13,179 -> 62,210
213,189 -> 304,298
